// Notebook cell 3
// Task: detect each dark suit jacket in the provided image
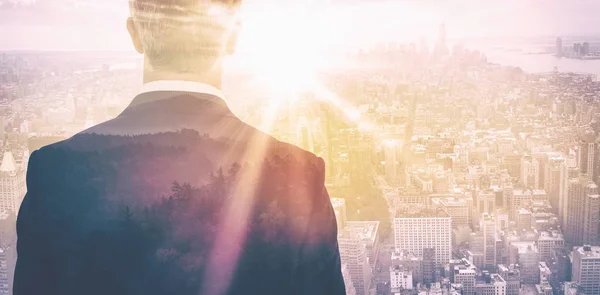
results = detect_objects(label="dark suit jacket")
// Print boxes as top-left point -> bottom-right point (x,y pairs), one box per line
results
14,91 -> 346,295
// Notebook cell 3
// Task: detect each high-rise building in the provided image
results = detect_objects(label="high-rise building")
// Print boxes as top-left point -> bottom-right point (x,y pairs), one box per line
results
538,262 -> 554,295
503,154 -> 522,179
578,131 -> 595,177
476,191 -> 496,216
339,231 -> 372,295
521,155 -> 540,188
432,197 -> 470,228
549,248 -> 571,293
572,246 -> 600,295
564,176 -> 599,245
510,242 -> 540,284
345,221 -> 380,267
498,265 -> 521,295
341,263 -> 357,295
507,189 -> 547,219
574,43 -> 582,54
394,208 -> 451,268
383,139 -> 402,183
390,266 -> 413,290
422,247 -> 436,285
391,250 -> 423,285
481,213 -> 498,270
0,248 -> 8,295
331,198 -> 348,231
544,155 -> 566,212
582,42 -> 590,55
556,37 -> 563,56
537,230 -> 564,263
0,151 -> 27,213
453,259 -> 477,295
474,272 -> 507,295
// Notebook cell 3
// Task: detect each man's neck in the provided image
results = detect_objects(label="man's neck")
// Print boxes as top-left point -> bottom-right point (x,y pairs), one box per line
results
142,60 -> 223,90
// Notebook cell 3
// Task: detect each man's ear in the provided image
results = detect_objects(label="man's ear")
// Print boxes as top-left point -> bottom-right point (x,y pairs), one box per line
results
226,20 -> 241,55
127,17 -> 144,54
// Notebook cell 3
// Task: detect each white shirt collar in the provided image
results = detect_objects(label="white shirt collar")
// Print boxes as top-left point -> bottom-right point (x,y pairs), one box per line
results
139,80 -> 225,99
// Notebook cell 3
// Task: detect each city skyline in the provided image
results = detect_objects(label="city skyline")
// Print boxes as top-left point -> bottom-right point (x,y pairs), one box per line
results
2,0 -> 600,51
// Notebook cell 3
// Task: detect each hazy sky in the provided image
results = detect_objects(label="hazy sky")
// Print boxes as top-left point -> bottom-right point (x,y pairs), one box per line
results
1,0 -> 600,51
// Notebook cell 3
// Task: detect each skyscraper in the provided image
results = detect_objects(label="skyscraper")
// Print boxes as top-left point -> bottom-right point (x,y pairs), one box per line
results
0,151 -> 27,213
572,246 -> 600,295
341,263 -> 357,295
510,242 -> 540,284
481,213 -> 498,270
422,247 -> 436,285
498,265 -> 521,295
537,230 -> 564,263
339,231 -> 372,295
582,42 -> 590,56
394,208 -> 451,268
564,176 -> 599,245
0,249 -> 8,295
544,155 -> 566,212
556,37 -> 563,57
578,131 -> 596,177
521,155 -> 540,188
453,259 -> 477,295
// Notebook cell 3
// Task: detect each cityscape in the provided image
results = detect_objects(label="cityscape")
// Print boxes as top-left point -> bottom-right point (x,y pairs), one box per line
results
3,1 -> 600,295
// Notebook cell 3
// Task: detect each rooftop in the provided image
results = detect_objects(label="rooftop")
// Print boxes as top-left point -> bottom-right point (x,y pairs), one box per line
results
345,221 -> 380,244
574,245 -> 600,258
432,197 -> 469,207
395,207 -> 450,219
538,230 -> 564,241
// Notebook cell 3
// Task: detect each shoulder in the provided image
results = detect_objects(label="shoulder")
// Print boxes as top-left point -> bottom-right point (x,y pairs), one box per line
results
236,121 -> 325,173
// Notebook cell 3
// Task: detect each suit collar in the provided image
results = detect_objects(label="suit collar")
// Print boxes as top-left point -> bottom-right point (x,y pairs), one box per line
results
139,80 -> 225,99
121,91 -> 234,119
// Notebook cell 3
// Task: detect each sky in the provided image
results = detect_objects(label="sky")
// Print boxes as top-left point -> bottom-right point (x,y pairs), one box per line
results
1,0 -> 600,51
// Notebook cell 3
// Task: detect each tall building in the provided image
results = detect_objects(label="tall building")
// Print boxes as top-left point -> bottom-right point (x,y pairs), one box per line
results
564,176 -> 599,245
510,242 -> 540,284
481,213 -> 498,270
331,198 -> 348,231
0,151 -> 27,213
498,265 -> 521,295
339,231 -> 372,295
341,263 -> 357,295
394,208 -> 452,268
578,131 -> 595,177
0,249 -> 8,295
476,191 -> 496,216
432,197 -> 470,228
556,37 -> 563,56
384,139 -> 402,183
582,42 -> 590,55
345,221 -> 380,267
422,247 -> 436,285
572,246 -> 600,295
453,259 -> 477,295
391,250 -> 423,285
474,272 -> 507,295
549,248 -> 571,293
390,266 -> 413,291
521,155 -> 540,188
507,189 -> 547,219
544,155 -> 566,212
537,230 -> 564,263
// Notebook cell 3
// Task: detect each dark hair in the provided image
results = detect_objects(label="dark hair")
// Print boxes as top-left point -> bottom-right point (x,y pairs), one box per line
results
129,0 -> 242,73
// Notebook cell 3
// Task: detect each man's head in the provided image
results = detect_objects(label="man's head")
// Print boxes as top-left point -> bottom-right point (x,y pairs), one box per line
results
127,0 -> 242,75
